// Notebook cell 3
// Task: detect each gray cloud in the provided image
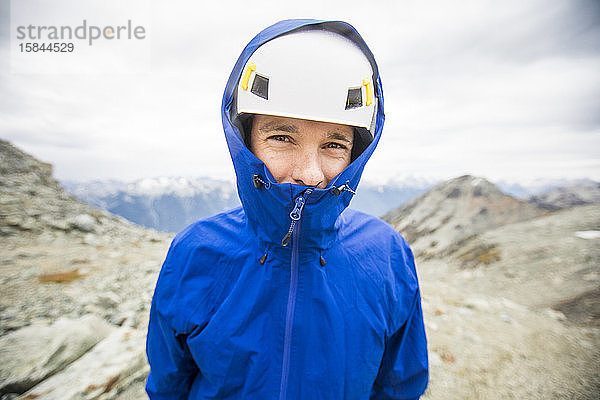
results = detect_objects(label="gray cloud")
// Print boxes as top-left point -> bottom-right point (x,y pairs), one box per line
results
1,0 -> 599,183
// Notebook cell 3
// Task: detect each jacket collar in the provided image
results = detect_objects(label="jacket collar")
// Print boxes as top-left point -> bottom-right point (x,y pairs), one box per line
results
221,19 -> 385,250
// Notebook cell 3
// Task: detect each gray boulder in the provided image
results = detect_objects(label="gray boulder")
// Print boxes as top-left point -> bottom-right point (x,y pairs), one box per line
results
17,328 -> 147,400
0,315 -> 113,396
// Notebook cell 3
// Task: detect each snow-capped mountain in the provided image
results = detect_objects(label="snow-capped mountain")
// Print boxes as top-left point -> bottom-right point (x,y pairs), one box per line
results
62,177 -> 240,233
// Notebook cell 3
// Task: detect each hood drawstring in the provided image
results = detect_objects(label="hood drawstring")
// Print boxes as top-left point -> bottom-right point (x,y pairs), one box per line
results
254,174 -> 354,196
330,180 -> 356,196
253,174 -> 271,190
282,189 -> 313,247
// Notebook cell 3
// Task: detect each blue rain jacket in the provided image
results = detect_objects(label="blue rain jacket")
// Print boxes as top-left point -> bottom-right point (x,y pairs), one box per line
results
146,19 -> 428,400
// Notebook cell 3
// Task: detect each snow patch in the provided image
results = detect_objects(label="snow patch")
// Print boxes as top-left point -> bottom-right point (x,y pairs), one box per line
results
574,230 -> 600,239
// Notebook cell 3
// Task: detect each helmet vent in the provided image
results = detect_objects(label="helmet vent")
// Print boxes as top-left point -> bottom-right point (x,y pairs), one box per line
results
251,74 -> 269,100
345,87 -> 363,109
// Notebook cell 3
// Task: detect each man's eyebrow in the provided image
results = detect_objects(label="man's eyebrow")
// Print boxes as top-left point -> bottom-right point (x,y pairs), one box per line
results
327,132 -> 353,142
259,122 -> 299,133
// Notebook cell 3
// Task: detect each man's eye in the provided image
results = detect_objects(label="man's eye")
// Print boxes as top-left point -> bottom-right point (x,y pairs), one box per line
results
268,135 -> 291,142
326,142 -> 348,150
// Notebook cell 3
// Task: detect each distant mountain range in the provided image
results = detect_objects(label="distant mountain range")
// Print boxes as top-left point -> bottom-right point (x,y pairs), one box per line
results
62,177 -> 240,233
61,175 -> 599,234
495,177 -> 599,199
527,182 -> 600,210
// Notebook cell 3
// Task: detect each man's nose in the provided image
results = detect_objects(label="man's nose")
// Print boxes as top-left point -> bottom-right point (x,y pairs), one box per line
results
291,150 -> 325,188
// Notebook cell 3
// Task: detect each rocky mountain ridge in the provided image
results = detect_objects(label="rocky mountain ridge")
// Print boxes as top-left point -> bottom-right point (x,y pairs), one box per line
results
382,175 -> 546,258
0,140 -> 151,239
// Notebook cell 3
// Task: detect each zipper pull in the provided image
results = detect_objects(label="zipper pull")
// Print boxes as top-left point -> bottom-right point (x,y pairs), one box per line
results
290,194 -> 307,220
282,189 -> 313,247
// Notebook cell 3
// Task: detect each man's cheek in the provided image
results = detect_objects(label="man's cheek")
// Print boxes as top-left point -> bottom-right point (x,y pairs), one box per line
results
323,156 -> 349,175
264,158 -> 292,183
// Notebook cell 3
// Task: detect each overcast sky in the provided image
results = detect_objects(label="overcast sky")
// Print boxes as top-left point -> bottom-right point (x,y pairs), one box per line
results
1,0 -> 599,185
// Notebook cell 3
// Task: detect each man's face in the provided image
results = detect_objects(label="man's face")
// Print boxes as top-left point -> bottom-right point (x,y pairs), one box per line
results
250,115 -> 354,189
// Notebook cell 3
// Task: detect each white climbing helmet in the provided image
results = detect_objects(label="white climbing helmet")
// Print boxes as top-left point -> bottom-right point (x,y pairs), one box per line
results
235,28 -> 378,135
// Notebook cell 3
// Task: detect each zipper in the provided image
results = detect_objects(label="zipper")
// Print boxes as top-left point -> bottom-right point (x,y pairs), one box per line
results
279,188 -> 312,400
281,191 -> 309,247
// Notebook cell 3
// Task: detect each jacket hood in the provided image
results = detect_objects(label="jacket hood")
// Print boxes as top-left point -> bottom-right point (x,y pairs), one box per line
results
221,19 -> 385,250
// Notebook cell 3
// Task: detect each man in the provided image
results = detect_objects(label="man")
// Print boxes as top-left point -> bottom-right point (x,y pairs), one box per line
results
146,19 -> 429,399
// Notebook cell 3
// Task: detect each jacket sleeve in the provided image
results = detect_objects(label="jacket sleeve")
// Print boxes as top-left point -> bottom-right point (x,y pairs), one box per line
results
371,236 -> 429,400
371,290 -> 429,399
145,293 -> 199,399
145,232 -> 201,399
